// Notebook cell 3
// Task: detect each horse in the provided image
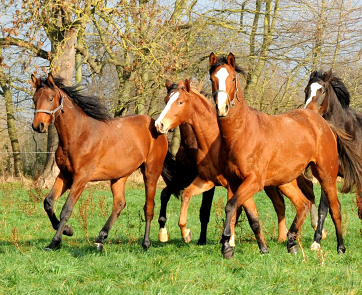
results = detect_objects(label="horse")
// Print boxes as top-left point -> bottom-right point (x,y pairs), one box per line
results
304,69 -> 362,250
157,121 -> 216,245
209,52 -> 345,258
31,73 -> 170,251
155,79 -> 318,251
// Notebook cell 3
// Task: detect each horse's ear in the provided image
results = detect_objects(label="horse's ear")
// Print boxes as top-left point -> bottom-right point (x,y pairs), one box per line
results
184,78 -> 191,93
178,80 -> 185,89
31,74 -> 41,88
47,73 -> 56,88
227,53 -> 236,69
310,70 -> 318,79
324,69 -> 332,81
165,80 -> 172,91
209,52 -> 218,66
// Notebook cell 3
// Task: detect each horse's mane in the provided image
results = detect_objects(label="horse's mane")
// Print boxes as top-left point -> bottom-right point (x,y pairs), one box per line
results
310,70 -> 350,109
37,77 -> 111,121
209,55 -> 247,77
169,82 -> 215,112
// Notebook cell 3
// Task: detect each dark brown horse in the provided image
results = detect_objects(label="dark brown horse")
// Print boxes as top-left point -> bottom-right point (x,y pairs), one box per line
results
155,79 -> 316,251
209,53 -> 345,258
31,73 -> 170,251
305,69 -> 362,250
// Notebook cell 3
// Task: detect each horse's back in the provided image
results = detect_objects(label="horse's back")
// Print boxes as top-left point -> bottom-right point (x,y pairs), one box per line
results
91,115 -> 167,181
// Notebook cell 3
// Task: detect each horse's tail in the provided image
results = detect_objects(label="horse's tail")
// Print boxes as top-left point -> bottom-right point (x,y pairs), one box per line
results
329,124 -> 362,193
161,151 -> 182,198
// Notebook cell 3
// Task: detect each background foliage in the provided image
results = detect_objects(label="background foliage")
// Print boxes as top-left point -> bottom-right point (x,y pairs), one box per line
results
2,0 -> 362,178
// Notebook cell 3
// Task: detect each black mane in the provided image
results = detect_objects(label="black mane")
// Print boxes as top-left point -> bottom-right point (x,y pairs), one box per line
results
37,77 -> 111,121
209,55 -> 247,77
309,70 -> 350,109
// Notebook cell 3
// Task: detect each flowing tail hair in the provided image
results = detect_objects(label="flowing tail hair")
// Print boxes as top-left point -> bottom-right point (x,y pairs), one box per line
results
329,124 -> 362,193
161,151 -> 183,198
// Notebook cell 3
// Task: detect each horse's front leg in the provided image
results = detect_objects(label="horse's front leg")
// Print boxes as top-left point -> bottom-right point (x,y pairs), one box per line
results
43,172 -> 72,236
222,176 -> 262,259
95,177 -> 128,250
278,179 -> 311,253
178,176 -> 215,243
157,186 -> 172,243
45,173 -> 89,251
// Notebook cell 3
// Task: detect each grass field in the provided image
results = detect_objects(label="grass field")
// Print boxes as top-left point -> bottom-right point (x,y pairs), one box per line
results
0,180 -> 361,294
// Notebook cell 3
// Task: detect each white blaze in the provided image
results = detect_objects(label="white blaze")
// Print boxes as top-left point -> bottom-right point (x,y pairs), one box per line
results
155,92 -> 179,127
305,82 -> 322,108
215,68 -> 229,107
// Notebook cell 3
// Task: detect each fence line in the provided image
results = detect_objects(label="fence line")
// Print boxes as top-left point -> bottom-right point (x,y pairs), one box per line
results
0,151 -> 55,154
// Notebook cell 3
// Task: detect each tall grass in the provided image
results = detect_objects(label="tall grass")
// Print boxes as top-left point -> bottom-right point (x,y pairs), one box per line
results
0,181 -> 361,294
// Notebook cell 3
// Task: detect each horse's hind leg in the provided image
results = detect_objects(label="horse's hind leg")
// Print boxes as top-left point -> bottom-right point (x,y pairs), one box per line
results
264,186 -> 287,242
312,165 -> 345,254
158,186 -> 172,243
297,174 -> 325,237
44,172 -> 73,236
310,190 -> 329,250
95,177 -> 128,250
198,187 -> 216,245
278,179 -> 311,254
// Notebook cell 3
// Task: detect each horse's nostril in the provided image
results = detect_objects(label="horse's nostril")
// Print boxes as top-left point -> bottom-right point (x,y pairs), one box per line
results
225,105 -> 229,113
39,122 -> 44,131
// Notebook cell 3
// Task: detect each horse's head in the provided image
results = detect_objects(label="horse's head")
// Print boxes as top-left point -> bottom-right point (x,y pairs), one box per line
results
155,79 -> 192,134
209,52 -> 241,117
304,70 -> 333,116
31,73 -> 64,133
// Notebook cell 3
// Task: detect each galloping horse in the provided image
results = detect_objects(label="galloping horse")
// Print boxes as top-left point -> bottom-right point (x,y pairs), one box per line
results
209,53 -> 345,258
305,70 -> 362,250
155,79 -> 313,252
31,73 -> 170,251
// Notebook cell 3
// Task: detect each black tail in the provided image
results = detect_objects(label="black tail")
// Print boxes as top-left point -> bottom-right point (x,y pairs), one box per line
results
161,152 -> 183,198
330,124 -> 362,193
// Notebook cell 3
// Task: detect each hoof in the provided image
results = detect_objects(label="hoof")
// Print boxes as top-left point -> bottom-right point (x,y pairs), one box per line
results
197,239 -> 206,246
182,229 -> 192,244
260,246 -> 269,254
142,240 -> 151,251
310,241 -> 321,251
95,242 -> 103,251
44,247 -> 53,251
337,245 -> 346,254
222,244 -> 234,259
288,245 -> 298,254
322,229 -> 328,240
63,225 -> 74,236
158,228 -> 169,243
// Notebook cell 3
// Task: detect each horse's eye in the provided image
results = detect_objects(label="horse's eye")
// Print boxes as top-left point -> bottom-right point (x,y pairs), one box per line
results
232,78 -> 236,82
49,97 -> 54,102
177,101 -> 183,106
321,90 -> 326,94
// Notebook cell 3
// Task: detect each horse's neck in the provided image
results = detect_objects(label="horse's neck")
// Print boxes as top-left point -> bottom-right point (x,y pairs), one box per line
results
54,98 -> 90,148
323,92 -> 348,126
218,91 -> 252,144
189,94 -> 220,153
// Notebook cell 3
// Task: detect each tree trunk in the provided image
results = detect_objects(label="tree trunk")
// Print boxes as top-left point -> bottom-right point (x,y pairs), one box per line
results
0,48 -> 23,177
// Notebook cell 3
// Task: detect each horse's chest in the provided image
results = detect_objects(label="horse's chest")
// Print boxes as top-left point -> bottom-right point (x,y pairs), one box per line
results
55,151 -> 74,174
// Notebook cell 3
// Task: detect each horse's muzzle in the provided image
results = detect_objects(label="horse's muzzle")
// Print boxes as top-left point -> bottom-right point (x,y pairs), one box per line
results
32,122 -> 47,133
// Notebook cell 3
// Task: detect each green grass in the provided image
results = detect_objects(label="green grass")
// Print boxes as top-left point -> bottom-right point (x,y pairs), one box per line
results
0,181 -> 362,294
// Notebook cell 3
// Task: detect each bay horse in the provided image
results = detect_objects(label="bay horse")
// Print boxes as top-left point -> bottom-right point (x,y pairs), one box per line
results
157,120 -> 217,245
31,73 -> 170,251
305,69 -> 362,250
209,52 -> 345,258
155,79 -> 315,251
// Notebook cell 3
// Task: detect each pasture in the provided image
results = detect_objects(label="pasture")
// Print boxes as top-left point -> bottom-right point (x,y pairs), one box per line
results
0,180 -> 361,294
